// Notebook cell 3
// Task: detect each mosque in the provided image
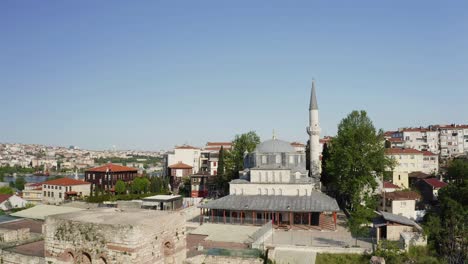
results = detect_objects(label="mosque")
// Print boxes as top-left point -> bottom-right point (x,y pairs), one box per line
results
199,81 -> 340,230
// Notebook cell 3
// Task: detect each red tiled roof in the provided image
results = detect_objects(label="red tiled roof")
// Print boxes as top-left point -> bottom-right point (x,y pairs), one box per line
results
319,137 -> 333,144
421,151 -> 437,156
42,178 -> 91,186
409,171 -> 431,179
26,182 -> 43,187
383,181 -> 400,189
402,128 -> 429,132
206,142 -> 232,146
384,131 -> 397,136
0,194 -> 12,204
85,163 -> 138,173
422,178 -> 448,189
290,142 -> 305,147
175,145 -> 199,150
169,162 -> 193,169
385,148 -> 422,155
435,124 -> 468,129
388,138 -> 404,142
384,191 -> 421,201
65,191 -> 78,195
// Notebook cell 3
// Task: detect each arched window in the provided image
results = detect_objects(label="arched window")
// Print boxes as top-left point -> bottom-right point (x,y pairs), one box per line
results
271,189 -> 275,195
276,154 -> 281,163
258,188 -> 262,195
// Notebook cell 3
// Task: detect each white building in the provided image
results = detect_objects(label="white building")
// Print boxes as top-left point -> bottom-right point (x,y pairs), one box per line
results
200,80 -> 339,230
0,194 -> 28,210
164,145 -> 201,176
402,128 -> 439,154
438,125 -> 468,158
42,178 -> 91,205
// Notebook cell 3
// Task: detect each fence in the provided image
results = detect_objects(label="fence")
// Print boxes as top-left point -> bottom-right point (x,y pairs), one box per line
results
250,222 -> 273,250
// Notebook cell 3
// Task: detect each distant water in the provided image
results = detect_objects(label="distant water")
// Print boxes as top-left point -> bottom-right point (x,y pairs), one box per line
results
3,174 -> 85,184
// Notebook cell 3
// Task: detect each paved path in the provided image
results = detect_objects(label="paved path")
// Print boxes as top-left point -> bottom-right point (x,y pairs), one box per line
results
273,248 -> 316,264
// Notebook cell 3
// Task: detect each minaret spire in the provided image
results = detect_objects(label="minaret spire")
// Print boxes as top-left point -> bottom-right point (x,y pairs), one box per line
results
307,79 -> 321,186
309,79 -> 318,110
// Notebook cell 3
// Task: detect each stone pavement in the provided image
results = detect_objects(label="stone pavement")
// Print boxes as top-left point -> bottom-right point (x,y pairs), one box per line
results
189,223 -> 260,243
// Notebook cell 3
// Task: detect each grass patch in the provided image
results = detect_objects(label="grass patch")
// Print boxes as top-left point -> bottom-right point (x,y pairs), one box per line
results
316,253 -> 370,264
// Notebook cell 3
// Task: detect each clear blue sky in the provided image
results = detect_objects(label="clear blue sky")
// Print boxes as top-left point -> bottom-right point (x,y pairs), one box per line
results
1,1 -> 467,151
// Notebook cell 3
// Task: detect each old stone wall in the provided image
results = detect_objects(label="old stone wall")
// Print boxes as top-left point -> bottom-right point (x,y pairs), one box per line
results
44,211 -> 186,264
0,249 -> 45,264
0,228 -> 30,243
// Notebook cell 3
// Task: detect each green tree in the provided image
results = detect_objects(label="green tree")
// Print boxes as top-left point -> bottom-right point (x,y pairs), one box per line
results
219,131 -> 260,194
14,178 -> 26,191
229,131 -> 260,179
327,110 -> 394,211
320,143 -> 332,189
216,146 -> 227,191
424,158 -> 467,264
0,186 -> 14,195
446,158 -> 468,185
115,180 -> 126,195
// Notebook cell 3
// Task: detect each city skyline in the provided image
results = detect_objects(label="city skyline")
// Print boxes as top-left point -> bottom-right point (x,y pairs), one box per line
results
1,1 -> 467,151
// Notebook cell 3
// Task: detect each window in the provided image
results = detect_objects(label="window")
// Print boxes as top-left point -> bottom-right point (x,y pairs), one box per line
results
262,156 -> 267,164
214,170 -> 217,175
43,191 -> 46,196
271,189 -> 275,195
279,189 -> 282,195
59,193 -> 62,198
398,175 -> 401,180
258,188 -> 262,195
213,162 -> 217,167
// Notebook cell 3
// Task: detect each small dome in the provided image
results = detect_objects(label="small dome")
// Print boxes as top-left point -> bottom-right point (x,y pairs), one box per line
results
255,139 -> 295,153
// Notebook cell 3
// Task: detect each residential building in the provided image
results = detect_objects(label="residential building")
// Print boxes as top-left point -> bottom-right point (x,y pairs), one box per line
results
22,182 -> 43,204
416,178 -> 448,203
164,145 -> 201,176
168,162 -> 193,192
84,163 -> 138,191
402,127 -> 440,154
379,190 -> 421,220
199,81 -> 340,230
438,124 -> 468,158
290,142 -> 306,152
374,211 -> 424,244
0,194 -> 28,210
42,178 -> 91,204
382,181 -> 400,193
190,171 -> 212,198
385,148 -> 439,188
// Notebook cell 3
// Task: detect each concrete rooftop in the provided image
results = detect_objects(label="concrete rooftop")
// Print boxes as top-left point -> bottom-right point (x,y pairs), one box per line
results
51,208 -> 177,226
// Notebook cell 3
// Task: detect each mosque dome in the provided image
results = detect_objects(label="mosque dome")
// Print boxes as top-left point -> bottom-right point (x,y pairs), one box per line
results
254,138 -> 295,153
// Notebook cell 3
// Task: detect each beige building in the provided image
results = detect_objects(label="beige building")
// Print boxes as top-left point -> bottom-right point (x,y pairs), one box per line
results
385,148 -> 438,188
379,191 -> 421,220
22,182 -> 43,204
42,178 -> 91,205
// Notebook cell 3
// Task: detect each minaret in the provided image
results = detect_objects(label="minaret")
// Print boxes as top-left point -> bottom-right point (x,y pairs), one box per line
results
307,80 -> 321,180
